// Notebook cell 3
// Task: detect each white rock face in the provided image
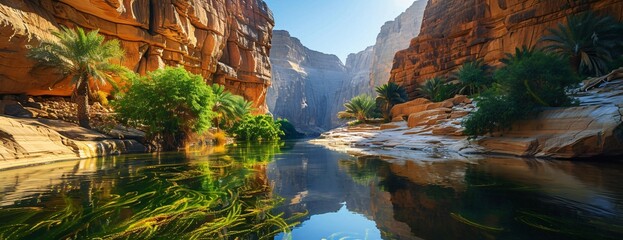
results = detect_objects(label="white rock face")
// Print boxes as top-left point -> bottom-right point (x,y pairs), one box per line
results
267,30 -> 349,134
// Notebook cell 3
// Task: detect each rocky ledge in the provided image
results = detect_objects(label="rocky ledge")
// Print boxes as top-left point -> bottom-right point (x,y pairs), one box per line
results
0,115 -> 146,170
312,69 -> 623,160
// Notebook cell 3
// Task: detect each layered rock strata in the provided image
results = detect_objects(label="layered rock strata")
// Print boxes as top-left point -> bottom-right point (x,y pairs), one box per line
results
0,0 -> 274,112
267,30 -> 348,134
390,0 -> 623,97
0,115 -> 146,170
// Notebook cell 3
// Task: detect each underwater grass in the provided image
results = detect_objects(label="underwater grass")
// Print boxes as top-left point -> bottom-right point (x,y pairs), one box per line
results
0,142 -> 304,239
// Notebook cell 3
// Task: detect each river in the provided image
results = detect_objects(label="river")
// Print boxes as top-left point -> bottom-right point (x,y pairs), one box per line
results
0,141 -> 622,239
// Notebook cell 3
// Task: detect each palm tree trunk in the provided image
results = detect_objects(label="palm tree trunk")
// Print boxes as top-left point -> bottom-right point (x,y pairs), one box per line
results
76,77 -> 91,129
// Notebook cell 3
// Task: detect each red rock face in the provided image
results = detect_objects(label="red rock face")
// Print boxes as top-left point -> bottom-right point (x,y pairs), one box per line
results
389,0 -> 623,97
0,0 -> 273,112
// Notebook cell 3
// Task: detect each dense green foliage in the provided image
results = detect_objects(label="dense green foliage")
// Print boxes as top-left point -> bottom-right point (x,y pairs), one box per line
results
113,67 -> 216,150
337,94 -> 377,123
211,84 -> 253,130
375,82 -> 408,122
28,27 -> 125,128
463,49 -> 579,136
453,60 -> 492,96
229,114 -> 284,142
541,12 -> 623,77
277,118 -> 306,139
418,77 -> 459,102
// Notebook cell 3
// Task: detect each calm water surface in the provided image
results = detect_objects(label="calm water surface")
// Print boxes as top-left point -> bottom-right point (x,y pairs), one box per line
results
0,141 -> 622,239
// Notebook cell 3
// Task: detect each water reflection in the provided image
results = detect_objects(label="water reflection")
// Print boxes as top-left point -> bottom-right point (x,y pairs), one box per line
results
0,142 -> 298,239
0,141 -> 622,239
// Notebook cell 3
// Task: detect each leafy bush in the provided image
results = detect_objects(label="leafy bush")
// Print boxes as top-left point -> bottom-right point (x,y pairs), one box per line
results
541,12 -> 623,77
375,82 -> 408,122
419,77 -> 459,102
453,60 -> 492,96
337,94 -> 377,123
113,67 -> 216,150
463,48 -> 579,136
229,114 -> 284,142
276,118 -> 305,139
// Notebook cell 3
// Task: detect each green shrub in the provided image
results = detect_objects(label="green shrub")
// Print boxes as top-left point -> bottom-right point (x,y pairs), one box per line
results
113,67 -> 216,150
463,48 -> 579,136
337,94 -> 377,123
418,77 -> 459,102
375,82 -> 408,122
276,118 -> 305,139
229,114 -> 284,142
453,60 -> 492,96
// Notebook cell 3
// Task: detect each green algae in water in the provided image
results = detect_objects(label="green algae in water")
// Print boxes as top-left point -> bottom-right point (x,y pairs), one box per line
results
0,143 -> 302,240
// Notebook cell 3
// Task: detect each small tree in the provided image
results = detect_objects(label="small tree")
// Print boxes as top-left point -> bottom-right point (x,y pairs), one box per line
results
28,27 -> 125,128
114,67 -> 216,150
541,12 -> 623,76
211,84 -> 253,130
375,82 -> 408,122
337,94 -> 376,123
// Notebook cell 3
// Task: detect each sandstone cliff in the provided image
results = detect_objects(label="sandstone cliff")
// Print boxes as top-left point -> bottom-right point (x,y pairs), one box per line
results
0,0 -> 274,112
390,0 -> 623,97
267,30 -> 348,134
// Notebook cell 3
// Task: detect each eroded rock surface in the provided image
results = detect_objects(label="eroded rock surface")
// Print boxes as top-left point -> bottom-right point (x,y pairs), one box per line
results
390,0 -> 623,97
0,115 -> 146,170
0,0 -> 274,112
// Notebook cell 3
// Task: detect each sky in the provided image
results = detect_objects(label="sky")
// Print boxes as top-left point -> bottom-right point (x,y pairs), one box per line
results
264,0 -> 416,63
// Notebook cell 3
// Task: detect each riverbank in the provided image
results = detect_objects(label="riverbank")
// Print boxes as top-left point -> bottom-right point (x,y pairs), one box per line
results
0,115 -> 146,170
312,72 -> 623,160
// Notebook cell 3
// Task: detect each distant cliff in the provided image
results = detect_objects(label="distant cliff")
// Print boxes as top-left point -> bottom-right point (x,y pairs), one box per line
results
267,30 -> 348,134
338,0 -> 427,108
0,0 -> 274,112
269,1 -> 427,134
389,0 -> 623,97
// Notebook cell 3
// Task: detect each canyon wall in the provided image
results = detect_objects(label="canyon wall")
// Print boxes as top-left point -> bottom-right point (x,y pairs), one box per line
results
267,30 -> 348,134
0,0 -> 274,112
390,0 -> 623,97
338,0 -> 427,105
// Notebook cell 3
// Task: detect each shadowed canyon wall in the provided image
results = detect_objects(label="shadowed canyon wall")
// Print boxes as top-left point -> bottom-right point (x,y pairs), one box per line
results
0,0 -> 274,112
389,0 -> 623,97
268,1 -> 427,134
267,30 -> 348,134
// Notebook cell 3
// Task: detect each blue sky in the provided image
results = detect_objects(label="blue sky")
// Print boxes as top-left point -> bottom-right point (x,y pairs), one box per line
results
264,0 -> 416,63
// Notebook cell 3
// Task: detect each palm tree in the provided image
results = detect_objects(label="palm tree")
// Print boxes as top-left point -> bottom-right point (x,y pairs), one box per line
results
453,60 -> 491,96
540,12 -> 623,76
337,94 -> 376,123
28,27 -> 125,128
375,82 -> 407,122
211,84 -> 253,129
